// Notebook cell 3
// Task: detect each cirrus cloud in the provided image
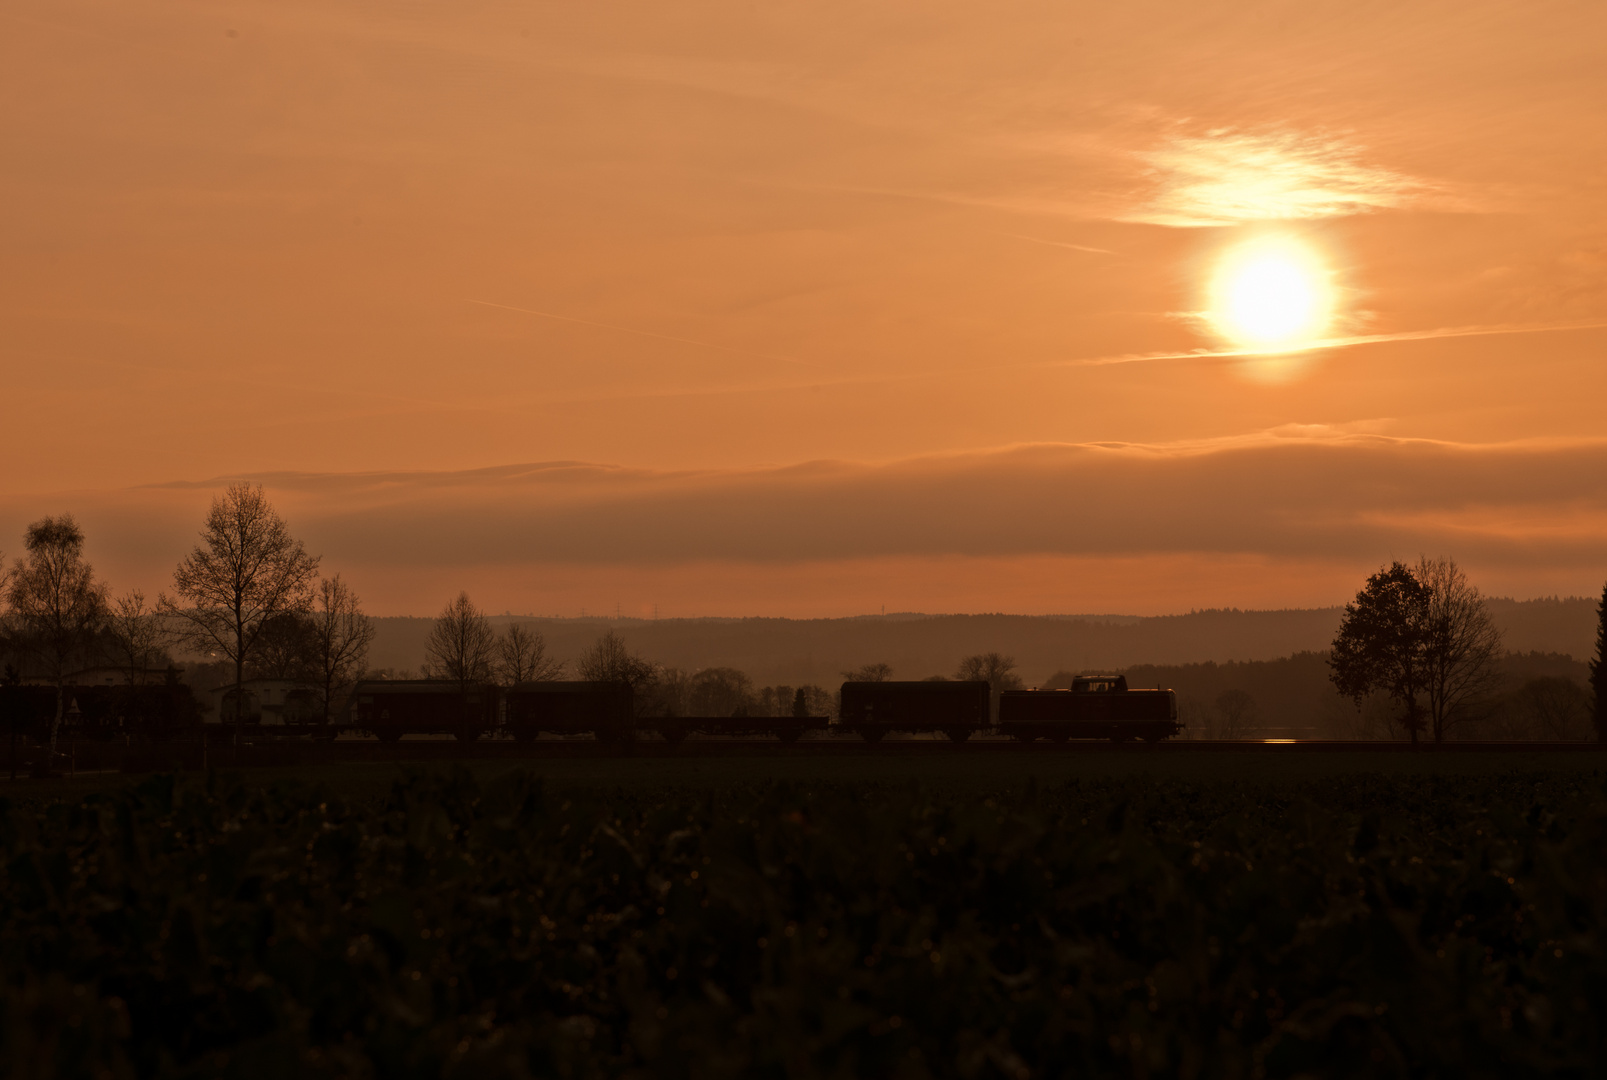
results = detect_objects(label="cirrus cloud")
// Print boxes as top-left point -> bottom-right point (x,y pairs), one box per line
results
1133,131 -> 1454,227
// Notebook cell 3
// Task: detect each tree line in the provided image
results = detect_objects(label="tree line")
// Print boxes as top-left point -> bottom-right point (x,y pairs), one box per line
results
414,595 -> 1031,721
0,485 -> 375,750
5,486 -> 1605,744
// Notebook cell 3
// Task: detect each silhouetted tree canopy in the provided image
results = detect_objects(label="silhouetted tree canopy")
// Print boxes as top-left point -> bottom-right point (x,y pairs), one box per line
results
163,483 -> 319,732
497,623 -> 562,686
105,589 -> 172,688
306,575 -> 375,722
1212,688 -> 1257,739
1415,556 -> 1503,742
1592,582 -> 1607,742
577,630 -> 657,695
689,667 -> 754,716
1330,561 -> 1432,743
251,612 -> 316,681
424,592 -> 496,692
6,515 -> 108,751
956,651 -> 1024,721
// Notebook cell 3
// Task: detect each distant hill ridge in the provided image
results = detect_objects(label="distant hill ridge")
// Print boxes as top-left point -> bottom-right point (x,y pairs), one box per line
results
364,597 -> 1599,688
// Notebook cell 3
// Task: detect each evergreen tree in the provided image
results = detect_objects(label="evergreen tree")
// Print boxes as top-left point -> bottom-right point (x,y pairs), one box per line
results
1591,582 -> 1607,742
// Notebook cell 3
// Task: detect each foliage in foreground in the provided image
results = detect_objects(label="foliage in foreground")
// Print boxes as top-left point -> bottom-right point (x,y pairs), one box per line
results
0,769 -> 1603,1079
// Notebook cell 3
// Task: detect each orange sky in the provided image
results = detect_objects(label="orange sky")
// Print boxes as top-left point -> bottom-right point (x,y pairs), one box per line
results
3,0 -> 1605,616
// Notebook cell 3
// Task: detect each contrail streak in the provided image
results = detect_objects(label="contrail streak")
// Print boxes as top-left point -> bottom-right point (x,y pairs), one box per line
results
1062,318 -> 1607,368
994,232 -> 1113,255
466,299 -> 816,367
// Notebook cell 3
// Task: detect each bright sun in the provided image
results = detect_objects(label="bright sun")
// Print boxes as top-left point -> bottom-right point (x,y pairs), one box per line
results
1207,235 -> 1334,352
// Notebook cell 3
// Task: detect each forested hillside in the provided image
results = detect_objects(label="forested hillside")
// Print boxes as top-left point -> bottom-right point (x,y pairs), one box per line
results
362,597 -> 1598,689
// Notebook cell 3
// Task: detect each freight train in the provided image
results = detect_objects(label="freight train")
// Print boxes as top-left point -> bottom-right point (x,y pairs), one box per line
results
343,675 -> 1180,743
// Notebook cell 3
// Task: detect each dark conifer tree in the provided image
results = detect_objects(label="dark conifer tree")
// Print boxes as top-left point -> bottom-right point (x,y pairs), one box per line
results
1591,582 -> 1607,742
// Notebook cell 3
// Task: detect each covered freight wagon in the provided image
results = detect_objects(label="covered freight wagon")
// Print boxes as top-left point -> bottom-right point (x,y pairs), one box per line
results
347,680 -> 500,742
503,681 -> 634,742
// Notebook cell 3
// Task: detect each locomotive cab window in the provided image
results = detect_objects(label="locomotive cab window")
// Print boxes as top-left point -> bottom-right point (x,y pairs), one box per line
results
1072,676 -> 1128,693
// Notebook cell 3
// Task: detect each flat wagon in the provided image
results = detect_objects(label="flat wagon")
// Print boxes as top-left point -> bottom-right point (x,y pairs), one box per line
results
649,714 -> 832,744
838,680 -> 991,742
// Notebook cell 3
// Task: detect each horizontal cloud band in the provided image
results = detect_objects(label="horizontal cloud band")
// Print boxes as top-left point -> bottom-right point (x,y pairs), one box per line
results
153,434 -> 1607,568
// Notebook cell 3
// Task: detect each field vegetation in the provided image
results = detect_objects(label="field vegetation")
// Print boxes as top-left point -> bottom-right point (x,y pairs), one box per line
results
1,757 -> 1602,1078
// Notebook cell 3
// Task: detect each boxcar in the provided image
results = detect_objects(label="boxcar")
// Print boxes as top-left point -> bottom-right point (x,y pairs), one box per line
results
503,681 -> 635,742
998,675 -> 1180,743
838,680 -> 991,742
347,680 -> 501,742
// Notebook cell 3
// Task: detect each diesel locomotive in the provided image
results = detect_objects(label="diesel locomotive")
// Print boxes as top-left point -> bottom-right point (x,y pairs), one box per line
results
998,675 -> 1180,742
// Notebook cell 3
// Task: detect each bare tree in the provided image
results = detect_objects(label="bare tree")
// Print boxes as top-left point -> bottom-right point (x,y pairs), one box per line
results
1211,689 -> 1257,739
306,574 -> 375,722
251,611 -> 315,680
424,592 -> 496,692
163,483 -> 319,738
7,515 -> 108,753
841,662 -> 894,682
1515,677 -> 1591,741
798,684 -> 835,719
956,652 -> 1025,721
1415,556 -> 1503,743
496,623 -> 562,685
647,667 -> 694,717
577,629 -> 658,707
690,667 -> 755,716
106,588 -> 172,686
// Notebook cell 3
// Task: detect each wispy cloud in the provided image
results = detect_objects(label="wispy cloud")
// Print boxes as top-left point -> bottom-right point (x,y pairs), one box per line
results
1060,317 -> 1607,368
992,232 -> 1113,256
1132,131 -> 1447,227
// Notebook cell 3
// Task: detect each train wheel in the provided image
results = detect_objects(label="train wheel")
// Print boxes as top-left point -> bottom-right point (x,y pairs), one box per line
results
859,728 -> 886,743
942,727 -> 972,743
777,727 -> 803,744
662,728 -> 688,746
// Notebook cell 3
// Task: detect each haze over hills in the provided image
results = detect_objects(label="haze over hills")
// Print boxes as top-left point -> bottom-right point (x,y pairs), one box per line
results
365,597 -> 1599,688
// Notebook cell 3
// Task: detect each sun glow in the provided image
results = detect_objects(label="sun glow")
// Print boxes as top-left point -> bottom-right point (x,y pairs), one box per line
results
1207,235 -> 1334,353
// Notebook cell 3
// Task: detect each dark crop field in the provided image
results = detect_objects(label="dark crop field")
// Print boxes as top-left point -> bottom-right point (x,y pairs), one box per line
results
1,753 -> 1603,1078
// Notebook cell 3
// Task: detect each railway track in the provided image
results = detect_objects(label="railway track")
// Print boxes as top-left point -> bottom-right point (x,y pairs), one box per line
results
9,736 -> 1601,778
207,736 -> 1607,762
